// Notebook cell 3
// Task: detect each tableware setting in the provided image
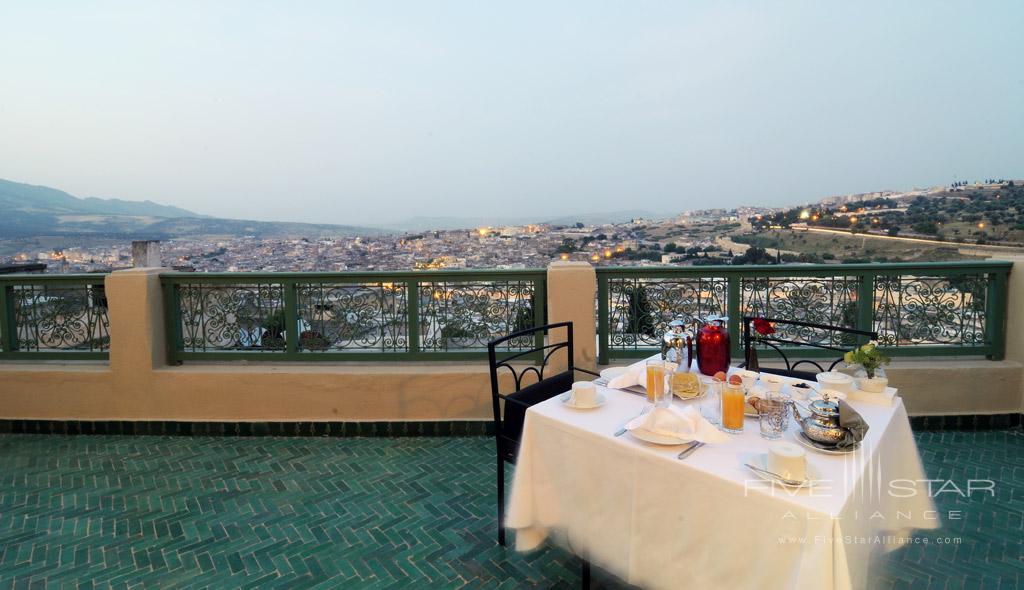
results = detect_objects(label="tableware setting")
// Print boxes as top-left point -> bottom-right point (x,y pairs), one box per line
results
625,405 -> 729,446
560,381 -> 606,409
744,441 -> 821,488
791,393 -> 868,452
815,371 -> 855,394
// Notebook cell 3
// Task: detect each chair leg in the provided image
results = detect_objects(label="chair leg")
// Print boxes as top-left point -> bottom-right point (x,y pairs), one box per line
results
581,558 -> 591,589
497,455 -> 506,546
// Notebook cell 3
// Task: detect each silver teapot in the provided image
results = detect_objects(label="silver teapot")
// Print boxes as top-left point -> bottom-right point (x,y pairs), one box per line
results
660,320 -> 692,366
791,395 -> 845,445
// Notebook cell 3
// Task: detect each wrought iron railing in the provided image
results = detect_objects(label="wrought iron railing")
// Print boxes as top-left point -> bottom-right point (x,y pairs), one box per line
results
0,274 -> 111,360
596,261 -> 1011,364
161,270 -> 546,362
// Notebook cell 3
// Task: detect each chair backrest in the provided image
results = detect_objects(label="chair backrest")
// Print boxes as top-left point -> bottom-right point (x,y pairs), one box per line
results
742,316 -> 878,376
487,322 -> 575,442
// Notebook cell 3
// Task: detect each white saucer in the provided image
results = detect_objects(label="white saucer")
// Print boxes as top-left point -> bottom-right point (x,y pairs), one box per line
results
745,453 -> 821,489
794,431 -> 859,454
627,427 -> 693,446
599,367 -> 628,381
560,392 -> 606,410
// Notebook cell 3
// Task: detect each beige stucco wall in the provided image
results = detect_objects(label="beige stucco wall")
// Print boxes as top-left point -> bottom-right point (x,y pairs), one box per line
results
546,261 -> 597,373
0,262 -> 1021,422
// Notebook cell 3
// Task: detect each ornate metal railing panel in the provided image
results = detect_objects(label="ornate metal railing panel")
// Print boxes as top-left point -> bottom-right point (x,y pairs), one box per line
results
176,282 -> 286,352
872,272 -> 989,348
740,276 -> 860,348
0,275 -> 110,359
295,282 -> 408,353
604,276 -> 727,353
161,270 -> 545,361
418,279 -> 538,352
597,261 -> 1011,363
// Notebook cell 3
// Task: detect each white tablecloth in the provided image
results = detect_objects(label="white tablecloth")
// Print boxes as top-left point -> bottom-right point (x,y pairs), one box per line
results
506,374 -> 939,590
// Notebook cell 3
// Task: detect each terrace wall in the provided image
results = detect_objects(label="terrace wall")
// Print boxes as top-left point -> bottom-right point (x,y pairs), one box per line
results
0,262 -> 1020,423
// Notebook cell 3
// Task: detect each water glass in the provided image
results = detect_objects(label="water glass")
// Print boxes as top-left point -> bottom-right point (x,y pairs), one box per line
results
758,396 -> 791,440
701,379 -> 721,425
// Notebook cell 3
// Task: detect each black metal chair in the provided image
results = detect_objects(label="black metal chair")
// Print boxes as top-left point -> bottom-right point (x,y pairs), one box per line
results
741,316 -> 878,380
487,321 -> 599,585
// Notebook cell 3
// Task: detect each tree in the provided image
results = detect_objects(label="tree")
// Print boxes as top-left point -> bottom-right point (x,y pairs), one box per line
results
887,226 -> 900,237
556,238 -> 577,253
625,285 -> 656,339
512,294 -> 535,333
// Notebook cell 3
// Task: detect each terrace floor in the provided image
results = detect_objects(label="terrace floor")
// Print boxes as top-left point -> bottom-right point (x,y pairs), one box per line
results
0,430 -> 1020,589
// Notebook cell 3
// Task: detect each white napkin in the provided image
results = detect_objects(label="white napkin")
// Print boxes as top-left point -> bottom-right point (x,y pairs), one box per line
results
626,406 -> 729,444
607,360 -> 648,390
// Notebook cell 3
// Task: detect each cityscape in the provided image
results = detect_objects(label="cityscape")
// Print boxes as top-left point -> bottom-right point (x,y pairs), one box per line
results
3,179 -> 1021,274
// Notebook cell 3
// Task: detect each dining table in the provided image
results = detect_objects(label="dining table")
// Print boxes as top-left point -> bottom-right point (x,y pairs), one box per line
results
504,360 -> 940,590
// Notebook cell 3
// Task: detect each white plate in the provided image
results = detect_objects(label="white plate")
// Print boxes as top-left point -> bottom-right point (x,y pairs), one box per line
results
746,453 -> 822,488
794,431 -> 859,454
560,392 -> 606,410
627,427 -> 693,446
599,367 -> 628,381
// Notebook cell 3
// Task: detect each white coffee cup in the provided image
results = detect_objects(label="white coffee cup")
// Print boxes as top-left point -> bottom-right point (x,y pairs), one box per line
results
570,381 -> 598,406
768,441 -> 807,482
761,374 -> 785,394
739,369 -> 759,390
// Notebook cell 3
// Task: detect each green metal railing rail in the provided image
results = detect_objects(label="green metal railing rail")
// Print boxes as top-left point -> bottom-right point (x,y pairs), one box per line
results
597,261 -> 1012,364
0,274 -> 111,360
161,270 -> 547,363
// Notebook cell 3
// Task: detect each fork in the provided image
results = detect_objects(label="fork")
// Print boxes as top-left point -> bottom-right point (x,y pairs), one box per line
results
613,407 -> 650,436
677,441 -> 704,460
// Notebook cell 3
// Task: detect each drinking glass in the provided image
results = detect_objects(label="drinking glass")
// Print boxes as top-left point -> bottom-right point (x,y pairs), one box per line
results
757,396 -> 790,439
646,359 -> 669,407
701,379 -> 721,425
720,382 -> 745,433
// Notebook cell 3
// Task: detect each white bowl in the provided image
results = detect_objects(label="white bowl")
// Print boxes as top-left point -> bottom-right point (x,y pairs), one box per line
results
816,371 -> 854,394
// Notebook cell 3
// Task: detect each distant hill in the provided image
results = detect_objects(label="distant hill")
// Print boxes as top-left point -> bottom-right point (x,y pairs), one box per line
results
0,178 -> 199,218
0,178 -> 384,238
388,210 -> 664,231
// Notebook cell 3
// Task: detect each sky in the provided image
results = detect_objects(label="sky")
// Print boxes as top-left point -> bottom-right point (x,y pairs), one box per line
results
1,1 -> 1022,226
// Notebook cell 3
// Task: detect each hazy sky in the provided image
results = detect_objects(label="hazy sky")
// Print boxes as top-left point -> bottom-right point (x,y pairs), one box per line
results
1,1 -> 1022,226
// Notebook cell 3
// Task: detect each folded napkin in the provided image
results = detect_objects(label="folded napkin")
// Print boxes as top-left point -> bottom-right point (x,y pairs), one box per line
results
626,406 -> 729,444
836,400 -> 869,449
607,360 -> 647,390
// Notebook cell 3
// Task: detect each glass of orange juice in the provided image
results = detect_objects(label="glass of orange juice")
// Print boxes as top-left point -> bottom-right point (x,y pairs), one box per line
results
720,382 -> 745,433
646,359 -> 669,407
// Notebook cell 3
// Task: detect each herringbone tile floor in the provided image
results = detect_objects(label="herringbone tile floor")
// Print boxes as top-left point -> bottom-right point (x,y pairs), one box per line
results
0,429 -> 1019,589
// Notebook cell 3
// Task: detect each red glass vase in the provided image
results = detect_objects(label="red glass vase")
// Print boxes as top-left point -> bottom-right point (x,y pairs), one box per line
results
696,318 -> 731,376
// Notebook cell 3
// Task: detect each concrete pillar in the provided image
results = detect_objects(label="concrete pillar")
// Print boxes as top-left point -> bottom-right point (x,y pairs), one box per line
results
131,240 -> 162,267
106,268 -> 168,376
997,254 -> 1024,412
546,261 -> 597,373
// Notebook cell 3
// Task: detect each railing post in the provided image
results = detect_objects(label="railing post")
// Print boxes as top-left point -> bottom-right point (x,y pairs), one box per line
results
284,280 -> 299,356
726,273 -> 741,357
0,284 -> 15,353
985,270 -> 1007,360
162,281 -> 183,365
406,280 -> 420,356
532,277 -> 546,358
597,273 -> 608,365
856,271 -> 876,342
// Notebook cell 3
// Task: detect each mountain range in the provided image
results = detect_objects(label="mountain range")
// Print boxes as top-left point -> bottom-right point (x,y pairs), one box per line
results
0,177 -> 666,238
0,179 -> 383,238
